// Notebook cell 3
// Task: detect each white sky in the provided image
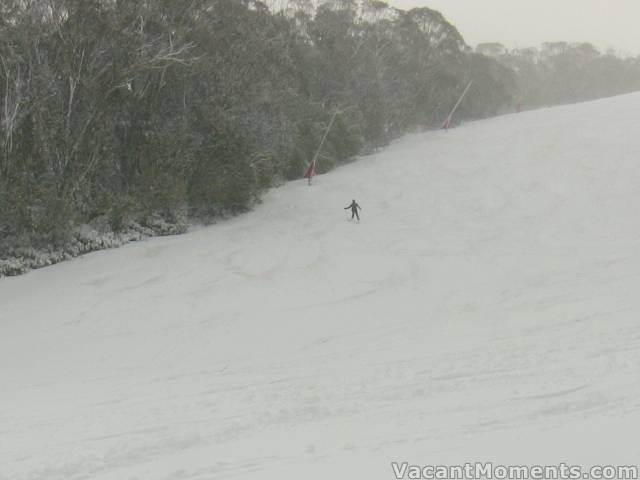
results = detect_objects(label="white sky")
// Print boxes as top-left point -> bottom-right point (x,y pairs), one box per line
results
388,0 -> 640,56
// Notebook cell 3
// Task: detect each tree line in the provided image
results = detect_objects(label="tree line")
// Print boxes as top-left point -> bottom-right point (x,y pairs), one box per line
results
1,0 -> 639,262
477,41 -> 640,109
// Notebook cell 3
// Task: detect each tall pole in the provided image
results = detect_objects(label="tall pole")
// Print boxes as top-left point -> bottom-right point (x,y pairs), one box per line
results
306,110 -> 338,185
442,80 -> 473,130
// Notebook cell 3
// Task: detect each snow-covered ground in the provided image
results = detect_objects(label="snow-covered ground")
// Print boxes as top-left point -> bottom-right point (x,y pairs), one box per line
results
3,94 -> 640,480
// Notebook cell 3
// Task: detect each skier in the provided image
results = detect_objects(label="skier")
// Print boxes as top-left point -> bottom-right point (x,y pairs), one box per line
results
344,199 -> 362,222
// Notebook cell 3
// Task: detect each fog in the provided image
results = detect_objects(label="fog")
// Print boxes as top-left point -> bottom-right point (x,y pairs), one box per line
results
389,0 -> 640,56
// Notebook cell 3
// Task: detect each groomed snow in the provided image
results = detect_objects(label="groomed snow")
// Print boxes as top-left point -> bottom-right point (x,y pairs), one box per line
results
2,93 -> 640,479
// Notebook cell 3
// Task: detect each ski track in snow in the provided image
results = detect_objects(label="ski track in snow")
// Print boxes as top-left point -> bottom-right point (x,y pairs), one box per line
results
2,94 -> 640,479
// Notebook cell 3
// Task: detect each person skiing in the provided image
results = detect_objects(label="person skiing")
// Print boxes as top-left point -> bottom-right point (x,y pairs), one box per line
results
344,199 -> 362,222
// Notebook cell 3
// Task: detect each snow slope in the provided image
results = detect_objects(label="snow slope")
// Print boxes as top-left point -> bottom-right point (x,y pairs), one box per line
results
3,93 -> 640,479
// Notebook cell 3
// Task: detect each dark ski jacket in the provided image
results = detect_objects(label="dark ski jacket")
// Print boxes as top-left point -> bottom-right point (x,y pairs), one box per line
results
344,200 -> 361,213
